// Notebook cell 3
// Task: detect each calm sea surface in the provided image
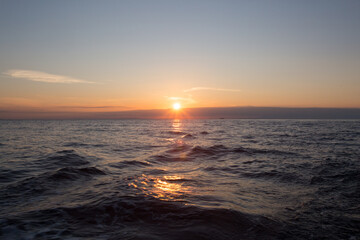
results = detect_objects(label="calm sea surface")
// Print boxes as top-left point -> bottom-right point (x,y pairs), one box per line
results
0,119 -> 359,239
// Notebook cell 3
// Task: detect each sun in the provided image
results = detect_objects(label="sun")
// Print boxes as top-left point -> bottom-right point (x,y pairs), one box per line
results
172,102 -> 181,110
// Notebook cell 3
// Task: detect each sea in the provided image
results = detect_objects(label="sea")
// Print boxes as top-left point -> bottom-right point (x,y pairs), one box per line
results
0,119 -> 359,240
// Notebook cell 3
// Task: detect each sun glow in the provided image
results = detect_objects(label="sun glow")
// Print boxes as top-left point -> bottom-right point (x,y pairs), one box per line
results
173,102 -> 181,110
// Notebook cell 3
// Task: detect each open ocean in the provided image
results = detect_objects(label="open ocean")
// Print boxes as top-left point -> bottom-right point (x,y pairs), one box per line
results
0,119 -> 359,240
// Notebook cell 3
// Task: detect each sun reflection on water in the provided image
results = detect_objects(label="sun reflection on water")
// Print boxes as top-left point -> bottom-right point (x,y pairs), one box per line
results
128,119 -> 193,200
129,174 -> 191,201
172,119 -> 181,131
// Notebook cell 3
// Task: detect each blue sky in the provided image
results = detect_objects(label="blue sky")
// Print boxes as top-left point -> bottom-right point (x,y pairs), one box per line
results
0,0 -> 359,116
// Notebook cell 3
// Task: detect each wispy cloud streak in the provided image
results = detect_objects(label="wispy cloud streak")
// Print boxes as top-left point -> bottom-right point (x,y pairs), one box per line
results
59,105 -> 130,109
166,96 -> 196,104
4,69 -> 94,84
184,87 -> 241,93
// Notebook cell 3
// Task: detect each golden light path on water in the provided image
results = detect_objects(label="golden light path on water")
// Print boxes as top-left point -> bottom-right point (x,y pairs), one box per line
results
172,119 -> 181,131
125,118 -> 281,213
128,119 -> 193,201
130,174 -> 192,201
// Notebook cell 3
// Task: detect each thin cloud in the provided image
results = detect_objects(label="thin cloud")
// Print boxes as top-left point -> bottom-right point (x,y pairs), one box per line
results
0,97 -> 42,108
165,96 -> 196,104
184,87 -> 241,93
4,69 -> 94,84
59,105 -> 131,109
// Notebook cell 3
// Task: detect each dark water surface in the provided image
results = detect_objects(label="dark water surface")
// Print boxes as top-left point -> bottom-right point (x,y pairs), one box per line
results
0,119 -> 359,239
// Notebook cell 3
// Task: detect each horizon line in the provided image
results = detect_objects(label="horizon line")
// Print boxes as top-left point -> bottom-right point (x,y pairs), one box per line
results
1,106 -> 360,120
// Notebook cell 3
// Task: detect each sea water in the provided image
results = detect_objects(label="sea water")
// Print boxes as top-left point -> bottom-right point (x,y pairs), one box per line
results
0,119 -> 359,239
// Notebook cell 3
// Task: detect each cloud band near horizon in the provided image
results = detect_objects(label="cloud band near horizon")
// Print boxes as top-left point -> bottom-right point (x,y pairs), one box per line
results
4,69 -> 94,84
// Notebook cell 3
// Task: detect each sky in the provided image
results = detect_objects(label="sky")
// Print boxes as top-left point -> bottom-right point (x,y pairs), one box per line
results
0,0 -> 359,118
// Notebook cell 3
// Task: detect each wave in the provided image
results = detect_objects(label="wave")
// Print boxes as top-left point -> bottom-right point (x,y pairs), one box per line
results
232,147 -> 298,156
311,166 -> 360,186
1,166 -> 106,200
0,168 -> 29,184
188,145 -> 297,157
242,159 -> 266,164
204,166 -> 242,175
63,142 -> 89,147
113,145 -> 164,152
0,196 -> 283,240
151,144 -> 298,163
241,170 -> 302,183
63,142 -> 107,148
48,166 -> 106,181
38,150 -> 92,169
166,143 -> 191,154
166,130 -> 186,135
152,154 -> 191,162
165,131 -> 198,139
182,133 -> 196,139
142,168 -> 168,175
188,144 -> 228,157
110,160 -> 151,169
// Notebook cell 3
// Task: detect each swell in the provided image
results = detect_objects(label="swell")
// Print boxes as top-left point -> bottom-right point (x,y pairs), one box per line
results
0,168 -> 30,184
189,144 -> 298,157
188,144 -> 229,157
35,150 -> 100,170
40,150 -> 89,166
152,144 -> 298,162
0,149 -> 104,202
0,166 -> 106,202
241,170 -> 302,183
110,160 -> 152,169
0,196 -> 283,240
203,165 -> 305,184
63,142 -> 107,148
48,166 -> 106,181
165,130 -> 186,135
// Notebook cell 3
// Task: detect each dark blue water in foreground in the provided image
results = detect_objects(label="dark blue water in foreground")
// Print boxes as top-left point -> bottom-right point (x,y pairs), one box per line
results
0,119 -> 359,240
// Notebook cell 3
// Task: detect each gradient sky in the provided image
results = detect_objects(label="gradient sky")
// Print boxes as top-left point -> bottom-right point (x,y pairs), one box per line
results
0,0 -> 359,115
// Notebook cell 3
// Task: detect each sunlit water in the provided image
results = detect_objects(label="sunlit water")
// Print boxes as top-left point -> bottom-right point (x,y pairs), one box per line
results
0,119 -> 359,239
